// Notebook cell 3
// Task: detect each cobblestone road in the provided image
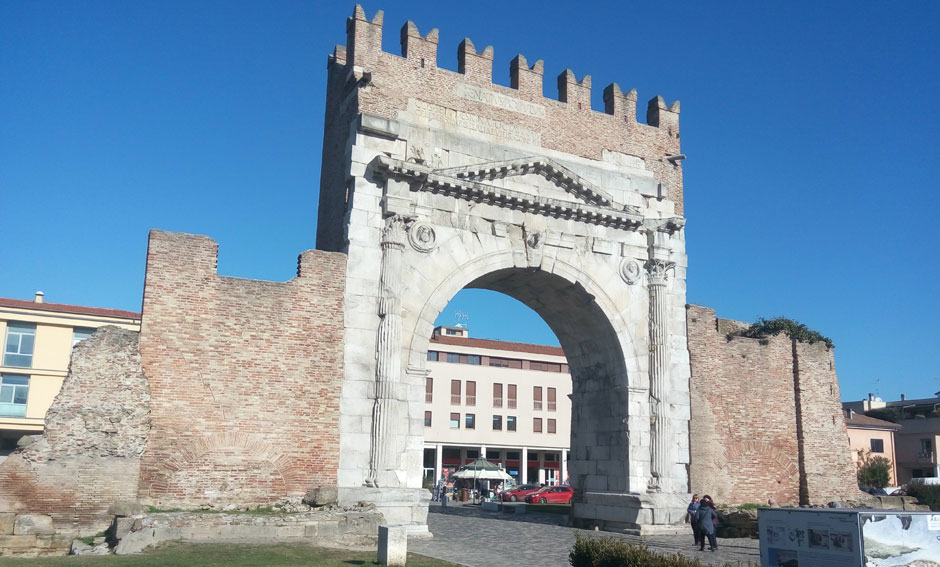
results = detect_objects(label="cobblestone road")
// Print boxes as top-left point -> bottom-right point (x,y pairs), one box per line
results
411,504 -> 760,567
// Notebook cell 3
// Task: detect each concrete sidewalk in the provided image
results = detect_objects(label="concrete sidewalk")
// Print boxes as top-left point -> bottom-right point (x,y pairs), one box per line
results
411,504 -> 760,566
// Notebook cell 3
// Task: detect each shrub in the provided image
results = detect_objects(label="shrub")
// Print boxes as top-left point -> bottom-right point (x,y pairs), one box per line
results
856,450 -> 892,488
569,533 -> 754,567
726,317 -> 833,349
906,483 -> 940,511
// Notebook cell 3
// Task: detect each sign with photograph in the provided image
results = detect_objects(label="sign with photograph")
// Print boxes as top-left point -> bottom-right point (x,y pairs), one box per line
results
860,512 -> 940,566
759,508 -> 940,567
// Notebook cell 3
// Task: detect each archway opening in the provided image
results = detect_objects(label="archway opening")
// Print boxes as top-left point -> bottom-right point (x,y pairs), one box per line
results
417,267 -> 632,500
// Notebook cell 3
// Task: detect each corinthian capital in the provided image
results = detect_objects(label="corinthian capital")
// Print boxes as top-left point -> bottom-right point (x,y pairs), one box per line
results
644,259 -> 676,285
381,215 -> 407,250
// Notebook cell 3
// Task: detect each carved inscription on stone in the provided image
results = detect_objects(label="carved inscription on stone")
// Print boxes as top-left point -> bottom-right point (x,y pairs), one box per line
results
456,83 -> 546,118
412,100 -> 541,146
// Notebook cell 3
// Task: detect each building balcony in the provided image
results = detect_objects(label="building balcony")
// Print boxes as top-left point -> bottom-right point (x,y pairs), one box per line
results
465,396 -> 476,406
533,401 -> 542,411
507,399 -> 516,409
450,395 -> 461,405
493,399 -> 502,408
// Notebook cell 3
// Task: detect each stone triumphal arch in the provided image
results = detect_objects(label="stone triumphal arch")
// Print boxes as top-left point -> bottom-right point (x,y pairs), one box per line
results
317,6 -> 692,533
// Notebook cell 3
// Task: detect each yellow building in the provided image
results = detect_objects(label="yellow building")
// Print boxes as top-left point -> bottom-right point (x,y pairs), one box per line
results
0,292 -> 140,457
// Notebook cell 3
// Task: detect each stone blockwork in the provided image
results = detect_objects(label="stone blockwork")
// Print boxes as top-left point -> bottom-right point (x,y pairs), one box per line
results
137,230 -> 347,510
318,6 -> 691,533
686,305 -> 857,506
0,327 -> 149,553
316,5 -> 683,252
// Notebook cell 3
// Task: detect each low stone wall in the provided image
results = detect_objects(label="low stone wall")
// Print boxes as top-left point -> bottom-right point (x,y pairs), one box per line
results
113,508 -> 383,554
0,513 -> 72,556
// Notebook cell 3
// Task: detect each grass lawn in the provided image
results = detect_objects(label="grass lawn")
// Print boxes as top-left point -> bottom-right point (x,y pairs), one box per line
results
0,542 -> 460,567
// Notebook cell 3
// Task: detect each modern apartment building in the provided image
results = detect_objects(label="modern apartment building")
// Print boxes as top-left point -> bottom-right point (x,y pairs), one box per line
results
423,326 -> 571,487
0,293 -> 141,458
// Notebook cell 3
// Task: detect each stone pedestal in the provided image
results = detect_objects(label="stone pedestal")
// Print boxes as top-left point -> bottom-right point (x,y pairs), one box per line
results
574,491 -> 691,535
378,525 -> 408,566
339,487 -> 430,538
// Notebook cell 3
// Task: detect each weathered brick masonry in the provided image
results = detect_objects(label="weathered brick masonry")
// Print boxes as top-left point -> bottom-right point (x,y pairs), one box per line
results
687,305 -> 858,506
137,230 -> 347,509
316,6 -> 683,252
0,326 -> 148,544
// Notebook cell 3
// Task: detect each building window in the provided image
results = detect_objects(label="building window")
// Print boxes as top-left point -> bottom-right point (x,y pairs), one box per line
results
465,413 -> 475,429
451,380 -> 461,405
548,419 -> 556,434
870,438 -> 884,453
544,452 -> 559,462
920,439 -> 933,458
533,417 -> 542,433
493,383 -> 503,408
508,384 -> 517,409
466,381 -> 476,406
426,377 -> 433,403
486,450 -> 500,460
547,387 -> 557,411
446,353 -> 460,363
489,357 -> 522,368
466,449 -> 479,459
72,327 -> 96,347
492,415 -> 502,430
449,413 -> 460,428
4,322 -> 35,368
0,374 -> 29,418
507,416 -> 517,431
427,350 -> 439,362
424,411 -> 432,427
533,386 -> 543,411
507,451 -> 520,460
467,355 -> 481,365
445,328 -> 459,335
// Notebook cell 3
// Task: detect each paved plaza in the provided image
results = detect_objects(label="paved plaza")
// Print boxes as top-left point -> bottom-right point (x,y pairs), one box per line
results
411,503 -> 760,566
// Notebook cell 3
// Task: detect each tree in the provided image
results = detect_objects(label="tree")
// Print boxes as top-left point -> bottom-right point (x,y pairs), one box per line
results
857,450 -> 892,489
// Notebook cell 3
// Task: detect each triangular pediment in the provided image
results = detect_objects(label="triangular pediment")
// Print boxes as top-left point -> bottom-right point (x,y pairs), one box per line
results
371,155 -> 644,230
435,157 -> 616,208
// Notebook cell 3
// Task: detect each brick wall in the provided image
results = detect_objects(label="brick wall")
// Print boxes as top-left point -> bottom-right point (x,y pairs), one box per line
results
687,305 -> 857,506
794,341 -> 859,504
0,326 -> 148,532
137,230 -> 346,509
316,7 -> 683,251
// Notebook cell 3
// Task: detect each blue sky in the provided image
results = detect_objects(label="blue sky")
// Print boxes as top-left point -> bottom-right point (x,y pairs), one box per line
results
2,1 -> 937,402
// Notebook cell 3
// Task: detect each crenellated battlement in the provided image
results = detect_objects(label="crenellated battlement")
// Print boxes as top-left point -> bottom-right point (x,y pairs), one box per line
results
341,5 -> 679,128
318,5 -> 687,250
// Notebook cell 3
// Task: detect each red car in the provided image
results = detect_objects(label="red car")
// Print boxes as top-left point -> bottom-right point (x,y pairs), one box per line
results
501,483 -> 541,502
524,485 -> 574,504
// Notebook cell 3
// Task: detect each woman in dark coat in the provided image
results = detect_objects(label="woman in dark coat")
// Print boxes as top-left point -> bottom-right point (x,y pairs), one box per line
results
694,495 -> 718,551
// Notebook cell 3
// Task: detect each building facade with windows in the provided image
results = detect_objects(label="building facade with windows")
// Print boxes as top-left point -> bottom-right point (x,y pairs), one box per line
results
844,392 -> 940,483
0,293 -> 141,459
423,326 -> 571,487
844,409 -> 900,485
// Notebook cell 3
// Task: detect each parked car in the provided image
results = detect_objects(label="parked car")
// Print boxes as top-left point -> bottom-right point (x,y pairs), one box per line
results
501,483 -> 541,502
524,485 -> 574,504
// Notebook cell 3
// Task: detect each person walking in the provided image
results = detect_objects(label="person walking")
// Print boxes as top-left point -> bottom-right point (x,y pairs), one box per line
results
687,494 -> 702,547
695,495 -> 719,551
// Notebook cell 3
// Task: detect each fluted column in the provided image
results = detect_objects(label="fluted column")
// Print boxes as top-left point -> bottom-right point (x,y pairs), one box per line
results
645,258 -> 675,491
366,215 -> 406,487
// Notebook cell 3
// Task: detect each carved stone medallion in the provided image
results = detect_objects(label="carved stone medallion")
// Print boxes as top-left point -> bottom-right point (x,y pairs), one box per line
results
619,259 -> 641,285
408,222 -> 437,253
